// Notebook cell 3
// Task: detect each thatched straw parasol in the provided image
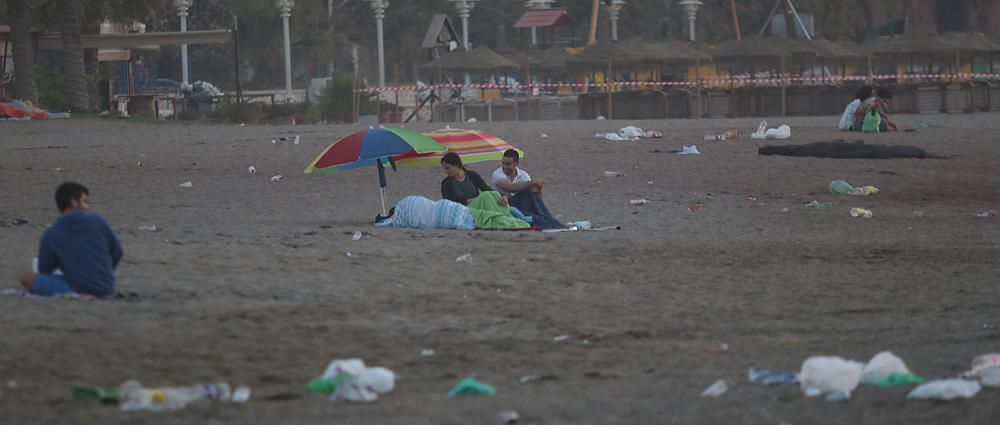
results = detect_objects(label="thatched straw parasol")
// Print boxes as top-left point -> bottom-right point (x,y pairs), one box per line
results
564,41 -> 644,67
496,44 -> 544,67
420,46 -> 520,73
940,32 -> 1000,52
710,37 -> 790,61
533,46 -> 571,72
809,38 -> 864,59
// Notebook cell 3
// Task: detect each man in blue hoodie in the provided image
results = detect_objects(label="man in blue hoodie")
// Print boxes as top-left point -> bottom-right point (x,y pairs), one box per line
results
18,182 -> 123,297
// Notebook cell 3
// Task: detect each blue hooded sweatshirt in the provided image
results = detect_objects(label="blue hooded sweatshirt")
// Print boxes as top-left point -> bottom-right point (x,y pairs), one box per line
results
38,211 -> 123,296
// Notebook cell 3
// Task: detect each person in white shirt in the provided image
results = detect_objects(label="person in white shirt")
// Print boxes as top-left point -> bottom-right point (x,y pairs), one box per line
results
491,149 -> 563,229
492,150 -> 543,197
838,85 -> 873,131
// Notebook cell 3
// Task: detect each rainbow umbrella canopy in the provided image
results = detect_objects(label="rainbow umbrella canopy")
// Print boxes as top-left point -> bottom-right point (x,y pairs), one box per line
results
396,128 -> 524,167
304,127 -> 446,215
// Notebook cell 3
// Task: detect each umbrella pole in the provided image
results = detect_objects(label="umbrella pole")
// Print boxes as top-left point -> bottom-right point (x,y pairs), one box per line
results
377,159 -> 388,216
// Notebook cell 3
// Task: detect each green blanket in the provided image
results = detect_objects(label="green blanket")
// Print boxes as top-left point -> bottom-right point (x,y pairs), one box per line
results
467,192 -> 530,229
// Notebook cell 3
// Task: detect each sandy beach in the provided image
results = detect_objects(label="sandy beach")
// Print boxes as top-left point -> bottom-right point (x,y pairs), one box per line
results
1,114 -> 998,424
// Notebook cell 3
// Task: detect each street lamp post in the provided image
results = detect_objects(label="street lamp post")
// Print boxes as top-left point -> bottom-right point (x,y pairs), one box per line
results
174,0 -> 193,86
678,0 -> 703,42
367,0 -> 389,88
450,0 -> 478,50
524,0 -> 553,45
606,0 -> 625,42
276,0 -> 294,94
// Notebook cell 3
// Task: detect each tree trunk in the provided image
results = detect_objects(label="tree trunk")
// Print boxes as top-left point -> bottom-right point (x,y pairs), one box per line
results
59,0 -> 90,112
8,0 -> 38,103
989,0 -> 1000,35
906,0 -> 936,33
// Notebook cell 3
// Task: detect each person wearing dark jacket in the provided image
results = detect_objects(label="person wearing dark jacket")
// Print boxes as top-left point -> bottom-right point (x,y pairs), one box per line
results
440,152 -> 497,206
19,182 -> 123,297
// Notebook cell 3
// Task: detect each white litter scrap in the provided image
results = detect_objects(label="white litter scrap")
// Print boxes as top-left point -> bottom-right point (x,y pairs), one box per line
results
317,359 -> 396,402
751,121 -> 791,140
678,145 -> 701,155
352,231 -> 363,241
178,181 -> 193,188
799,356 -> 863,399
861,351 -> 911,385
908,379 -> 981,401
248,165 -> 256,176
270,175 -> 283,182
701,379 -> 729,397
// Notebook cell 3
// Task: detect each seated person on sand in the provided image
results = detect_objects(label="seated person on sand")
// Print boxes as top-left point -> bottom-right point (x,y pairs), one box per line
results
375,191 -> 530,230
852,88 -> 898,132
440,152 -> 496,206
491,149 -> 564,229
838,85 -> 873,131
19,182 -> 123,297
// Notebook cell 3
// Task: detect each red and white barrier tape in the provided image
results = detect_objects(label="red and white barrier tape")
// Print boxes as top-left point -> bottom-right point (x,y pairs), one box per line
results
355,72 -> 1000,93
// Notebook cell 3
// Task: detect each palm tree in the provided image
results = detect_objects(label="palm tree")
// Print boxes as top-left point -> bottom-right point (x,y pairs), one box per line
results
7,0 -> 39,103
57,0 -> 89,111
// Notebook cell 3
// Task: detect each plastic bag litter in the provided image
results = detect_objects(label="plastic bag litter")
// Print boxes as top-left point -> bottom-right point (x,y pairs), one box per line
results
751,121 -> 791,140
701,379 -> 728,397
312,359 -> 396,402
678,145 -> 700,155
799,356 -> 863,399
962,353 -> 1000,387
862,351 -> 912,385
907,379 -> 980,401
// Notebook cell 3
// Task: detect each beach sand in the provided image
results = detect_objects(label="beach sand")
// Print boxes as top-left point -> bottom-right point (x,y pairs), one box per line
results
1,114 -> 998,424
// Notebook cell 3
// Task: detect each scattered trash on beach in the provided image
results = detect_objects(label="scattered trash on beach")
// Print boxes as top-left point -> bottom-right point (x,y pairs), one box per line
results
962,353 -> 1000,387
352,231 -> 363,241
420,349 -> 435,357
861,351 -> 912,385
876,373 -> 925,387
178,181 -> 193,188
829,180 -> 879,196
747,368 -> 798,385
498,410 -> 520,424
850,207 -> 873,218
750,121 -> 791,140
117,380 -> 240,411
345,251 -> 358,258
553,335 -> 570,342
540,133 -> 549,138
5,218 -> 29,226
678,145 -> 700,155
799,356 -> 863,400
805,200 -> 833,209
307,358 -> 396,402
248,165 -> 256,176
688,202 -> 704,212
703,130 -> 740,141
270,175 -> 283,182
271,139 -> 277,144
630,199 -> 650,206
701,379 -> 729,397
467,117 -> 477,123
136,161 -> 142,167
456,253 -> 473,263
138,225 -> 159,232
596,115 -> 606,120
604,171 -> 625,177
294,135 -> 300,145
447,378 -> 495,397
231,386 -> 251,403
519,374 -> 557,384
975,209 -> 997,218
746,196 -> 757,202
907,379 -> 980,401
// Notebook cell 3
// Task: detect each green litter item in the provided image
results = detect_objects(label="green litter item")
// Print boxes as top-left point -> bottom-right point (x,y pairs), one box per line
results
876,373 -> 925,388
73,386 -> 120,402
806,200 -> 833,209
829,180 -> 855,195
306,373 -> 352,394
919,122 -> 941,129
446,378 -> 496,397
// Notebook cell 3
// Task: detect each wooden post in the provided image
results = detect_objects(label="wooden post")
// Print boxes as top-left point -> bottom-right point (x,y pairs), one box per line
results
607,56 -> 613,119
526,62 -> 532,121
695,57 -> 702,118
730,0 -> 741,41
780,55 -> 786,116
588,0 -> 600,46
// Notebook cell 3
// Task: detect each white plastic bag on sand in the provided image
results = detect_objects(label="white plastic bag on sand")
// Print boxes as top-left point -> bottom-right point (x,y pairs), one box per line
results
320,359 -> 396,402
862,351 -> 911,385
701,379 -> 728,397
907,379 -> 980,401
678,145 -> 700,155
799,356 -> 863,398
618,126 -> 644,139
962,353 -> 1000,387
597,132 -> 634,141
751,123 -> 791,140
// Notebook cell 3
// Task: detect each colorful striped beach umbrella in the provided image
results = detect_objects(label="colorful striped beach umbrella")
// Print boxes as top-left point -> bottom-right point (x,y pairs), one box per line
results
395,128 -> 524,167
304,127 -> 446,215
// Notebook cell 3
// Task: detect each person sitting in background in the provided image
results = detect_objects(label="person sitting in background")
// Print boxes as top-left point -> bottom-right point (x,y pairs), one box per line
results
853,88 -> 899,132
492,149 -> 564,229
839,85 -> 873,131
19,182 -> 123,297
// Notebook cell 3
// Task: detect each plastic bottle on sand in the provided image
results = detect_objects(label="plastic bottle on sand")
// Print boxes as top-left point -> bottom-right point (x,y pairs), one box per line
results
850,208 -> 873,218
119,381 -> 231,412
